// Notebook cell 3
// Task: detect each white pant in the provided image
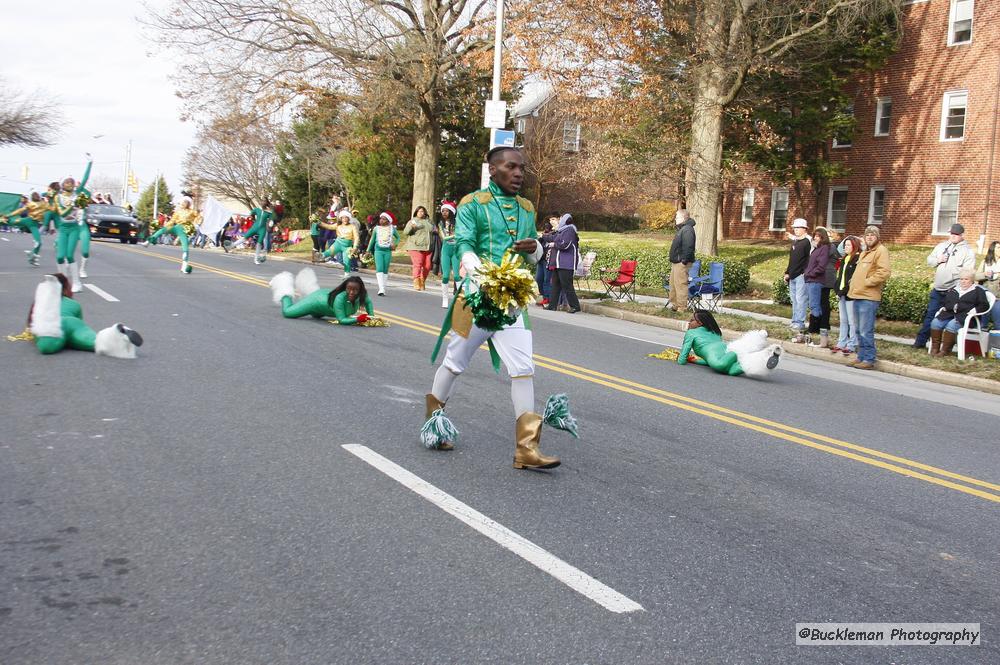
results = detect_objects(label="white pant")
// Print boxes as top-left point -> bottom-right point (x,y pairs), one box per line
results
442,313 -> 534,378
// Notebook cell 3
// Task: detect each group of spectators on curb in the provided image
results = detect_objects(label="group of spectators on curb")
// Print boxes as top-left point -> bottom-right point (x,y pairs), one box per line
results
784,220 -> 890,370
782,218 -> 1000,367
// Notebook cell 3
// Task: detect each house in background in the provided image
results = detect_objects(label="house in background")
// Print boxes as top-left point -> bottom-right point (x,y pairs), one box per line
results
723,0 -> 1000,247
511,82 -> 666,221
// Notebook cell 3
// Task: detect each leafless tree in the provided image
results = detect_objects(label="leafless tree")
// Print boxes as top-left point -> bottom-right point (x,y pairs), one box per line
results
147,0 -> 495,215
183,112 -> 278,209
0,81 -> 61,147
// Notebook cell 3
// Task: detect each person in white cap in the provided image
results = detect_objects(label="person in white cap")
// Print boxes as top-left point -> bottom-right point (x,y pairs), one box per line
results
783,218 -> 811,339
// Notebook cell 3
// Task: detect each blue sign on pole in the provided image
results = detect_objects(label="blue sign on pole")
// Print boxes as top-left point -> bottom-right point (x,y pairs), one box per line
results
492,129 -> 516,148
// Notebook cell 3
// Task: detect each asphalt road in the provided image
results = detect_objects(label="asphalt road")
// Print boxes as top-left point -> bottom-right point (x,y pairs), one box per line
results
2,234 -> 998,664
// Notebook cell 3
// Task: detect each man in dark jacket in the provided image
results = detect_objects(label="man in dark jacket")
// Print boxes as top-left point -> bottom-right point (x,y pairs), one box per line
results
783,218 -> 812,331
669,209 -> 697,311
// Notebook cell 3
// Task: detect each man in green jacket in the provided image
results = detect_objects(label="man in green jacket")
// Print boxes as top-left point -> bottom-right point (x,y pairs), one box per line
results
422,147 -> 561,470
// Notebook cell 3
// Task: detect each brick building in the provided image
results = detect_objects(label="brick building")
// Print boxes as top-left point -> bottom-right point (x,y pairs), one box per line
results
723,0 -> 1000,247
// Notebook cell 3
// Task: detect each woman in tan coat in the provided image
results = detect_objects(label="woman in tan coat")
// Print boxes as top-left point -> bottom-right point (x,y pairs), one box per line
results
402,206 -> 434,290
847,225 -> 891,369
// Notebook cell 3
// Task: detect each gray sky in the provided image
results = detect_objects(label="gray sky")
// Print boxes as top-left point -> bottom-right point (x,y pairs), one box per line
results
0,0 -> 195,204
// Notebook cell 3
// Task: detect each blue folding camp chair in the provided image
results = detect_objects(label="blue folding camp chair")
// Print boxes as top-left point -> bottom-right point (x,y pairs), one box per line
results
688,261 -> 724,311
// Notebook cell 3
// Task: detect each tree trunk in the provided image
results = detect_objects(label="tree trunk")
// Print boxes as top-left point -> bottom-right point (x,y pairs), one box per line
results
685,65 -> 727,256
411,112 -> 441,214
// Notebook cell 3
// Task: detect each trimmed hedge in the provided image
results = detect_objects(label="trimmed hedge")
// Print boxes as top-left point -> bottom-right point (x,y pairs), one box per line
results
770,276 -> 932,323
558,212 -> 642,233
583,245 -> 751,294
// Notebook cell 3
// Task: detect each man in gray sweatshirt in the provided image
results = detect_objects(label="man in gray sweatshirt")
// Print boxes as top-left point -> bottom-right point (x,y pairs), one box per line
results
914,223 -> 976,348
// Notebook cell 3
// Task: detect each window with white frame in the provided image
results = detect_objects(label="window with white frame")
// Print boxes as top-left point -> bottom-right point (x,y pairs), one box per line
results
833,104 -> 854,148
741,188 -> 755,222
515,118 -> 526,134
941,91 -> 968,141
769,188 -> 789,231
875,98 -> 892,136
562,120 -> 581,152
828,188 -> 848,231
868,187 -> 885,225
933,185 -> 960,235
949,0 -> 974,46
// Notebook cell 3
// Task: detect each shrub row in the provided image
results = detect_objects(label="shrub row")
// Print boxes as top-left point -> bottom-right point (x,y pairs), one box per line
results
582,245 -> 751,295
770,276 -> 932,323
560,212 -> 642,233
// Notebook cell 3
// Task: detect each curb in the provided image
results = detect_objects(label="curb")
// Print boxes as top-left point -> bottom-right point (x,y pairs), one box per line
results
581,302 -> 1000,397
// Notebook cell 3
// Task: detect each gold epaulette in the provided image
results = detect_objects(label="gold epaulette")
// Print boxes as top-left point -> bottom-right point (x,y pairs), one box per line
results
474,191 -> 494,205
515,196 -> 535,213
458,193 -> 476,207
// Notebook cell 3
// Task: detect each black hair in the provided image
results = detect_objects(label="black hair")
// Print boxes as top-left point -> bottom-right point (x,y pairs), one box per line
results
413,206 -> 428,218
693,310 -> 722,336
486,146 -> 520,165
327,275 -> 368,308
987,241 -> 999,266
48,181 -> 59,191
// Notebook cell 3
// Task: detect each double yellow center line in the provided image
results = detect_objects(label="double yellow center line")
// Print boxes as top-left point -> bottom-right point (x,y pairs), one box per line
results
121,245 -> 1000,504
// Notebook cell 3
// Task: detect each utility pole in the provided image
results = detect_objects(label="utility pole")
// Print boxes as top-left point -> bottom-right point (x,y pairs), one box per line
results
120,140 -> 132,204
481,0 -> 506,187
153,172 -> 159,224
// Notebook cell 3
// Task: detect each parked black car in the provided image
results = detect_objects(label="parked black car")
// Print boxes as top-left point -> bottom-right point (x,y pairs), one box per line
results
85,204 -> 142,243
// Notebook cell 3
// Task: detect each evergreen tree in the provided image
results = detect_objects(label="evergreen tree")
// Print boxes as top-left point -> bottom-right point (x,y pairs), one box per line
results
135,176 -> 174,223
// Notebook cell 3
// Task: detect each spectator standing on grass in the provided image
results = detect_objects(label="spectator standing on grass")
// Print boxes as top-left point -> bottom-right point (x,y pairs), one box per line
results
546,213 -> 581,314
976,240 -> 1000,330
783,218 -> 811,333
801,227 -> 834,347
668,209 -> 696,311
847,226 -> 891,370
913,223 -> 975,349
832,235 -> 862,356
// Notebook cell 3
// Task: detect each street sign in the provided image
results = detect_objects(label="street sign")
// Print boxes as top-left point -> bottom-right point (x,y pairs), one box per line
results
492,129 -> 516,148
484,100 -> 507,129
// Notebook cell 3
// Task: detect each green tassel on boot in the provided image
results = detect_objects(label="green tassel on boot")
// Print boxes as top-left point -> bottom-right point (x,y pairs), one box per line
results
543,394 -> 579,439
421,408 -> 459,450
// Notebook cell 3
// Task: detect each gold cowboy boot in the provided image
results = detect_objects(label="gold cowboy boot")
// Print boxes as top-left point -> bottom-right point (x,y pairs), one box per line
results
425,394 -> 454,450
514,413 -> 560,470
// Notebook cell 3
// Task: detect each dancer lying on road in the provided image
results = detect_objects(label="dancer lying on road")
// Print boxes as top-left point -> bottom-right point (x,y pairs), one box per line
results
28,273 -> 143,357
678,310 -> 782,378
269,269 -> 376,326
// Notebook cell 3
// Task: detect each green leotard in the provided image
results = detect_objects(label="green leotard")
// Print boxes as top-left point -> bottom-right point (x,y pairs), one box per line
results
677,327 -> 744,376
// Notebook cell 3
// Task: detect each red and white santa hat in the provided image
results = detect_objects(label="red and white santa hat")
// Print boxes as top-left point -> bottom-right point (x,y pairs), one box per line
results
379,211 -> 397,225
440,200 -> 457,216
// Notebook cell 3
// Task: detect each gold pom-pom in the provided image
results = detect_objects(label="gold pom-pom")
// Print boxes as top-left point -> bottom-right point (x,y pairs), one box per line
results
474,251 -> 539,314
7,328 -> 35,342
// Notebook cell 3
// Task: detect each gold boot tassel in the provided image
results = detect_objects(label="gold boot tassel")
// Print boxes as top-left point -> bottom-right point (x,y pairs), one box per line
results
514,413 -> 560,470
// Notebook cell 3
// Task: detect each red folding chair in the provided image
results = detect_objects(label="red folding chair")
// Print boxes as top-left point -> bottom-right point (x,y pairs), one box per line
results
600,260 -> 638,302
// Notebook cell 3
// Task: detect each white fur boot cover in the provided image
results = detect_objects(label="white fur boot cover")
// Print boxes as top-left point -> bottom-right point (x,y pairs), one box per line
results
30,276 -> 63,338
726,329 -> 769,355
95,326 -> 137,359
269,271 -> 295,304
737,344 -> 783,379
295,267 -> 321,297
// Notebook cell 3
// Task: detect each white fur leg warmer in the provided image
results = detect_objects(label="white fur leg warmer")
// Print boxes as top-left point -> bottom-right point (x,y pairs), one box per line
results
726,329 -> 769,355
737,344 -> 782,379
95,325 -> 138,359
269,271 -> 295,304
295,267 -> 321,297
30,276 -> 63,338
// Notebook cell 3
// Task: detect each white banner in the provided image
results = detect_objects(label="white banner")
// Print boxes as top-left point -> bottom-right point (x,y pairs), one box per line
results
199,196 -> 234,237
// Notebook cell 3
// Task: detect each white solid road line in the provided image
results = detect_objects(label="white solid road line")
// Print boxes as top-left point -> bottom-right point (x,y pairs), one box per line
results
1,237 -> 9,241
83,283 -> 120,302
342,444 -> 644,614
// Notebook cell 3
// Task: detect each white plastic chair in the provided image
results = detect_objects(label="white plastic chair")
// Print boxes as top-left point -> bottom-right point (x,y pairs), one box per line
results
957,289 -> 996,360
574,251 -> 597,291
